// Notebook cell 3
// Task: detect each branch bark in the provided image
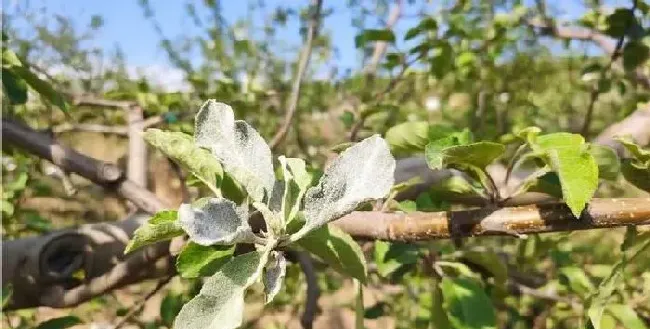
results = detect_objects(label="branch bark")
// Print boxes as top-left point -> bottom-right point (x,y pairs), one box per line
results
269,0 -> 323,150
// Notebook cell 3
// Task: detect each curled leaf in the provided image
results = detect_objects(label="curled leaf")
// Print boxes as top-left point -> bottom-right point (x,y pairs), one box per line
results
195,100 -> 275,202
179,198 -> 254,246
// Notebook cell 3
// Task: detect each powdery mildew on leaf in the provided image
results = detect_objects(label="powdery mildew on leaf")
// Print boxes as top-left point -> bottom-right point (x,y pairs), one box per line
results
194,100 -> 275,202
264,251 -> 287,304
278,156 -> 312,223
179,198 -> 254,246
296,135 -> 395,238
174,251 -> 263,329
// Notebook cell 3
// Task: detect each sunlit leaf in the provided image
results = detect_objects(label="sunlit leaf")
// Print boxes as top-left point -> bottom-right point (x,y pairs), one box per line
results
293,135 -> 395,240
174,251 -> 264,329
195,100 -> 275,202
125,211 -> 183,254
176,242 -> 235,278
144,129 -> 223,194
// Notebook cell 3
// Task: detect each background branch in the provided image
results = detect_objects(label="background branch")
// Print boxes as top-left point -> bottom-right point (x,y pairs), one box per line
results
269,0 -> 323,150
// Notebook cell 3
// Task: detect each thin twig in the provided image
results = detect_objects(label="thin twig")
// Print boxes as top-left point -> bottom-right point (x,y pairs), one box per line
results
269,0 -> 324,150
362,0 -> 403,74
112,276 -> 173,329
581,0 -> 637,136
296,252 -> 320,329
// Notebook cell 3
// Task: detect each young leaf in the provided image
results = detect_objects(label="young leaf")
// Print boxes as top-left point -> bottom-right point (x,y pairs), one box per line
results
194,100 -> 275,202
125,211 -> 183,254
264,251 -> 287,304
176,242 -> 235,278
278,156 -> 312,223
547,147 -> 598,217
297,224 -> 368,282
441,277 -> 497,329
426,142 -> 505,170
144,129 -> 223,194
527,133 -> 599,217
178,197 -> 255,246
292,135 -> 395,240
161,293 -> 184,327
174,251 -> 264,329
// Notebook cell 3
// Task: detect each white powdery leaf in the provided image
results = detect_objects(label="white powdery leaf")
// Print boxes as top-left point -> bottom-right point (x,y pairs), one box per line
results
174,251 -> 263,329
296,135 -> 395,238
179,198 -> 254,246
195,100 -> 275,202
264,251 -> 287,304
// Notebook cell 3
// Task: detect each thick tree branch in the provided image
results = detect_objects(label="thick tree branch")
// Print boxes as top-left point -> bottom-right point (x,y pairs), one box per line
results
333,198 -> 650,241
269,0 -> 323,150
526,17 -> 650,89
3,117 -> 649,311
2,118 -> 165,213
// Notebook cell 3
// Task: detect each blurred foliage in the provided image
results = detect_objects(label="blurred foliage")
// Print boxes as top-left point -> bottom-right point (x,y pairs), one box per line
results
2,0 -> 650,328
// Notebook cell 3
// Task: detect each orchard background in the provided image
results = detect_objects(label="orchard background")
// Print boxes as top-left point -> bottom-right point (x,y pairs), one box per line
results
2,0 -> 650,328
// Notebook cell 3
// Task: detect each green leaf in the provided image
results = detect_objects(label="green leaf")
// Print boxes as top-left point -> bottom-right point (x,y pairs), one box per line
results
374,241 -> 419,278
426,142 -> 505,170
441,277 -> 496,329
623,41 -> 650,71
11,65 -> 69,112
459,250 -> 508,287
178,197 -> 254,246
297,224 -> 367,282
430,276 -> 451,329
174,251 -> 265,329
605,8 -> 635,38
125,210 -> 183,254
293,135 -> 395,240
529,133 -> 598,217
144,129 -> 223,195
546,147 -> 598,217
195,100 -> 275,202
404,17 -> 437,40
616,136 -> 650,161
2,284 -> 12,310
589,145 -> 620,180
588,238 -> 650,328
355,29 -> 396,48
621,159 -> 650,192
278,156 -> 312,224
559,266 -> 595,297
2,68 -> 28,104
606,304 -> 649,329
176,242 -> 235,278
35,316 -> 82,329
385,121 -> 430,155
161,292 -> 184,327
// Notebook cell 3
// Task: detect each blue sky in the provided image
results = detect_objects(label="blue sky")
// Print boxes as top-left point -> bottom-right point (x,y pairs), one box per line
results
5,0 -> 631,86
